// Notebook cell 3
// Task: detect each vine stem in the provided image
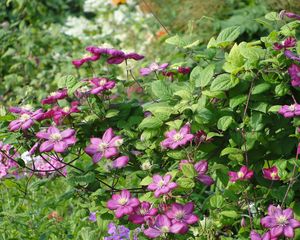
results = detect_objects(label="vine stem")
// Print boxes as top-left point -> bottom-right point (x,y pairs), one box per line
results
281,141 -> 299,207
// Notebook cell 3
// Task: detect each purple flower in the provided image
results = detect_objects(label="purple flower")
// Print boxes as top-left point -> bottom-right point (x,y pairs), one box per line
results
107,50 -> 144,65
106,189 -> 140,218
9,105 -> 34,114
262,166 -> 280,181
88,212 -> 97,222
161,124 -> 194,149
144,214 -> 185,238
0,142 -> 18,179
9,109 -> 44,131
278,104 -> 300,118
89,77 -> 116,94
280,10 -> 300,20
41,89 -> 68,105
166,202 -> 199,234
228,165 -> 254,182
128,201 -> 158,224
194,161 -> 214,186
273,37 -> 297,51
112,156 -> 129,169
139,62 -> 168,76
178,66 -> 191,75
284,50 -> 300,62
36,126 -> 77,153
85,128 -> 122,163
288,64 -> 300,87
104,222 -> 130,240
147,174 -> 177,198
72,54 -> 100,68
250,230 -> 277,240
260,205 -> 300,238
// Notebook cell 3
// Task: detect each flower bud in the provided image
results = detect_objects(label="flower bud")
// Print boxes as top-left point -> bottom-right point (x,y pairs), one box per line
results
241,217 -> 246,227
141,160 -> 152,170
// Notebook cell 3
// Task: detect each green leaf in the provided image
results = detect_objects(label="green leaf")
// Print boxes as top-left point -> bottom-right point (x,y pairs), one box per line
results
140,176 -> 153,186
177,177 -> 195,189
210,195 -> 224,208
252,83 -> 271,95
139,117 -> 163,129
105,109 -> 119,118
217,116 -> 234,131
58,75 -> 75,89
220,147 -> 242,156
210,74 -> 239,91
268,105 -> 281,113
167,150 -> 186,160
181,164 -> 197,178
265,12 -> 280,21
220,210 -> 238,218
193,64 -> 215,87
229,95 -> 247,109
151,80 -> 173,100
208,26 -> 240,48
223,44 -> 245,74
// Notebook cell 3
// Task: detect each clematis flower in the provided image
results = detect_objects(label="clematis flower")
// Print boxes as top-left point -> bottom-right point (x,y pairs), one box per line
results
112,156 -> 129,169
104,222 -> 130,240
72,54 -> 100,68
106,189 -> 140,218
280,10 -> 300,20
261,205 -> 300,238
161,124 -> 194,149
9,104 -> 34,114
288,64 -> 300,87
128,201 -> 158,224
228,165 -> 253,182
41,89 -> 68,105
139,62 -> 168,76
194,161 -> 214,186
166,202 -> 199,234
144,214 -> 184,238
88,212 -> 97,222
9,109 -> 44,131
284,50 -> 300,62
32,154 -> 67,176
36,126 -> 77,153
262,166 -> 280,181
106,49 -> 144,65
278,104 -> 300,118
85,128 -> 122,163
178,66 -> 191,75
250,230 -> 277,240
273,37 -> 296,51
147,174 -> 177,198
0,142 -> 18,179
89,77 -> 116,94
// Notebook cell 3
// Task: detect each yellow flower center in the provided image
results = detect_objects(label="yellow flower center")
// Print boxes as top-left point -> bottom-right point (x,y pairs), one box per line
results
63,107 -> 70,112
50,133 -> 62,141
161,226 -> 169,233
20,113 -> 30,121
157,180 -> 165,187
50,91 -> 58,96
276,215 -> 287,225
237,171 -> 244,178
99,79 -> 107,86
173,133 -> 183,141
175,210 -> 185,220
289,105 -> 295,111
270,172 -> 277,179
118,198 -> 127,205
99,142 -> 108,151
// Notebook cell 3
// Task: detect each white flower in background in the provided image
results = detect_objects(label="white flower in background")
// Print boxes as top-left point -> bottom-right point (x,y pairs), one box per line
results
141,160 -> 152,170
21,151 -> 32,164
84,0 -> 109,13
62,16 -> 97,38
113,8 -> 126,24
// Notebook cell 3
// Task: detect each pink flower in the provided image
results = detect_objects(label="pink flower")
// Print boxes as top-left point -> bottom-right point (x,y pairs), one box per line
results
278,104 -> 300,118
41,89 -> 68,105
280,11 -> 300,20
89,77 -> 116,94
161,124 -> 194,149
284,50 -> 300,62
178,66 -> 191,75
139,62 -> 168,76
228,166 -> 253,182
128,201 -> 158,224
36,126 -> 77,153
194,130 -> 210,144
250,230 -> 277,240
147,174 -> 177,198
9,105 -> 34,114
106,50 -> 144,65
143,214 -> 184,238
194,161 -> 214,186
53,101 -> 80,125
288,64 -> 300,87
9,109 -> 44,131
85,128 -> 122,163
262,166 -> 280,181
166,202 -> 199,234
0,142 -> 18,178
260,205 -> 300,238
72,54 -> 100,68
106,189 -> 140,218
112,156 -> 129,169
273,37 -> 296,51
32,155 -> 67,176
